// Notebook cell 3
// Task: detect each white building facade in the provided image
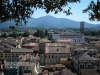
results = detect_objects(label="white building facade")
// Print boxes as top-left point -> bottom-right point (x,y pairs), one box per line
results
49,32 -> 84,44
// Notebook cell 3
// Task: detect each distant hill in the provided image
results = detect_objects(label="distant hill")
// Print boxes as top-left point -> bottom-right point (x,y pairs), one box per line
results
0,15 -> 100,28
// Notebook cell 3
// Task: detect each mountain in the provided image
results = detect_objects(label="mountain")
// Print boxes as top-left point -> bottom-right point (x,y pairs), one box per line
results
0,15 -> 100,28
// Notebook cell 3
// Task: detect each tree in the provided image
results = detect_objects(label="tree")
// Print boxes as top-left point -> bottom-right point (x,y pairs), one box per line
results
0,0 -> 80,27
34,29 -> 45,38
45,30 -> 48,36
83,0 -> 100,21
9,32 -> 18,38
18,33 -> 23,37
1,0 -> 100,29
1,33 -> 8,38
48,37 -> 54,43
23,31 -> 30,37
84,30 -> 100,36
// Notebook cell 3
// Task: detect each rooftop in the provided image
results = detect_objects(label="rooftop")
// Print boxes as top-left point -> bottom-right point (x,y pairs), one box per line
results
41,39 -> 52,43
19,54 -> 40,62
5,62 -> 36,68
45,64 -> 65,68
11,48 -> 34,52
22,43 -> 39,46
45,46 -> 71,53
78,51 -> 99,61
56,39 -> 74,43
80,69 -> 100,75
46,43 -> 71,47
74,51 -> 99,61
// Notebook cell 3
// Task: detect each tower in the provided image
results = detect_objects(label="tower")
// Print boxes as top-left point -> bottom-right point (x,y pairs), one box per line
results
80,21 -> 84,35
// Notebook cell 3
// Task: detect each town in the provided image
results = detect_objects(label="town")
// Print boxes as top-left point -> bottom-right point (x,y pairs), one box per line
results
0,22 -> 100,75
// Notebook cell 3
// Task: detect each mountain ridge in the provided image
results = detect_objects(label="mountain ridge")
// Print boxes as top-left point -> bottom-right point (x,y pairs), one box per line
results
0,15 -> 100,28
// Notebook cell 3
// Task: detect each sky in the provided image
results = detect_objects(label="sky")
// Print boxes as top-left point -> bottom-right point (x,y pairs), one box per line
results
31,0 -> 100,24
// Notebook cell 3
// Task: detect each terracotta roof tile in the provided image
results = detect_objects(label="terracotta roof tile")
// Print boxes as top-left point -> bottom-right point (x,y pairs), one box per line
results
56,39 -> 74,42
45,46 -> 71,53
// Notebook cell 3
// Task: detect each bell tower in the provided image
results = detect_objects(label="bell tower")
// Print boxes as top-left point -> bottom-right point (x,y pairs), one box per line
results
80,21 -> 84,36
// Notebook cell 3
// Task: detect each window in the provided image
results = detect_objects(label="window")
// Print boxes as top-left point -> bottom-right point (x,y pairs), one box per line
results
27,67 -> 28,70
12,57 -> 14,59
45,60 -> 47,63
80,65 -> 84,68
49,55 -> 50,58
8,56 -> 11,59
16,57 -> 18,59
41,55 -> 43,58
45,55 -> 47,58
87,65 -> 92,68
55,60 -> 56,63
59,55 -> 61,58
49,60 -> 50,63
52,55 -> 53,58
55,55 -> 57,58
52,60 -> 53,63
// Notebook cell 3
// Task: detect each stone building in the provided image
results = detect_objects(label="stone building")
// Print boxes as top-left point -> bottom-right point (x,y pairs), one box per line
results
39,43 -> 72,66
72,51 -> 99,74
0,48 -> 35,61
49,32 -> 84,44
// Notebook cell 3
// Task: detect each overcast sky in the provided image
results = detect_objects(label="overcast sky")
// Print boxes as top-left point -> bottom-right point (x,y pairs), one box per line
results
31,0 -> 100,24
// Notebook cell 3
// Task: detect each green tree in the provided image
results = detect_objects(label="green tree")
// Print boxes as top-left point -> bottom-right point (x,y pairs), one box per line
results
48,37 -> 54,43
83,0 -> 100,21
1,0 -> 100,29
18,33 -> 23,37
0,0 -> 80,28
9,32 -> 18,38
45,30 -> 48,36
1,33 -> 8,38
34,29 -> 45,38
23,31 -> 30,37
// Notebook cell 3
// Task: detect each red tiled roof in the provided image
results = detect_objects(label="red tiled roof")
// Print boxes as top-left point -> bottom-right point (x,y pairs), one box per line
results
56,39 -> 74,42
41,39 -> 52,43
45,46 -> 71,53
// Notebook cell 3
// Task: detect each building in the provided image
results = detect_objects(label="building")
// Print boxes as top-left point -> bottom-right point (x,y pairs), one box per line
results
80,21 -> 84,36
49,32 -> 84,43
0,48 -> 35,61
55,39 -> 74,45
49,22 -> 85,44
4,62 -> 38,75
22,36 -> 52,44
56,39 -> 74,51
72,51 -> 99,74
60,57 -> 72,68
39,43 -> 72,66
4,54 -> 40,75
39,64 -> 77,75
85,36 -> 100,43
22,43 -> 39,49
79,69 -> 100,75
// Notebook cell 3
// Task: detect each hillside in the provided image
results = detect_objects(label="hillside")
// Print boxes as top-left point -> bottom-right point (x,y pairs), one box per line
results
0,15 -> 99,28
